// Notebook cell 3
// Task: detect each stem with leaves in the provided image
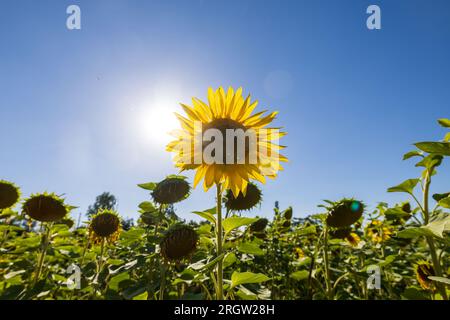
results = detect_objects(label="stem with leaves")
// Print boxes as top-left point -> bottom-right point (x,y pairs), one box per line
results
323,225 -> 333,299
422,169 -> 448,300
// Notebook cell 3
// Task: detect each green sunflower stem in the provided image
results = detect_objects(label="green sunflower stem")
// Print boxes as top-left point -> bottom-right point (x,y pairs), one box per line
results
159,264 -> 167,300
94,238 -> 106,285
34,222 -> 53,284
216,183 -> 224,300
323,225 -> 333,300
422,169 -> 448,300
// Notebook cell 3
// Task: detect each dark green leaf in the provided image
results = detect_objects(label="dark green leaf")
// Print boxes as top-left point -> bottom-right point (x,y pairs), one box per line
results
414,142 -> 450,156
231,272 -> 270,288
387,179 -> 420,195
403,151 -> 423,160
137,182 -> 157,191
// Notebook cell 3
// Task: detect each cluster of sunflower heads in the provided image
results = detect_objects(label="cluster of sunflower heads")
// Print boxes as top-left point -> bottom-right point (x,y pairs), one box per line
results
325,198 -> 364,228
22,192 -> 71,222
89,209 -> 122,244
152,177 -> 190,205
365,220 -> 393,243
415,261 -> 436,291
0,180 -> 21,210
160,224 -> 198,262
224,183 -> 262,212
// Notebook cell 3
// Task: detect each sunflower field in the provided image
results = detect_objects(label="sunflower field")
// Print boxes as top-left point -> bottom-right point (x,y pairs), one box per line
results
0,88 -> 449,301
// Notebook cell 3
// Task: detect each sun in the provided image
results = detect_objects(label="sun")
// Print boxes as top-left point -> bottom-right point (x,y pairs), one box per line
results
136,95 -> 180,146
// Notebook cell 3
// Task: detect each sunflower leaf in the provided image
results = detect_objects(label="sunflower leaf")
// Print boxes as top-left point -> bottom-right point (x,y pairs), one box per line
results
290,270 -> 309,281
438,196 -> 450,209
414,142 -> 450,156
230,271 -> 270,289
223,217 -> 258,235
403,150 -> 423,160
192,210 -> 216,224
428,276 -> 450,285
387,179 -> 420,195
137,182 -> 157,191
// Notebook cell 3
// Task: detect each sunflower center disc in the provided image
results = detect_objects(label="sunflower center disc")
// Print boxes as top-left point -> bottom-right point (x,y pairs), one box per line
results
202,118 -> 253,164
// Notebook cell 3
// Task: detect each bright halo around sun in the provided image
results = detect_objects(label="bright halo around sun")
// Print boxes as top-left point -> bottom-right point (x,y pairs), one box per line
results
136,95 -> 180,147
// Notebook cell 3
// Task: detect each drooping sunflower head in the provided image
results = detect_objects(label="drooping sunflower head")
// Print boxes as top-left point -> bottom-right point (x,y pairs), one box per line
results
249,217 -> 269,232
283,207 -> 293,220
152,177 -> 190,205
224,182 -> 262,212
401,202 -> 412,213
160,224 -> 198,262
0,180 -> 21,210
365,220 -> 393,243
282,220 -> 291,228
166,87 -> 288,197
415,261 -> 435,291
89,209 -> 122,244
22,193 -> 69,222
325,199 -> 364,228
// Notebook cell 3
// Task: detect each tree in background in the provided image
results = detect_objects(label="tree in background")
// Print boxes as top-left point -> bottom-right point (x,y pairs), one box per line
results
121,218 -> 134,231
86,192 -> 117,217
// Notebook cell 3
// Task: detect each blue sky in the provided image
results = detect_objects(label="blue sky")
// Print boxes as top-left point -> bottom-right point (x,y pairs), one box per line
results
1,0 -> 449,223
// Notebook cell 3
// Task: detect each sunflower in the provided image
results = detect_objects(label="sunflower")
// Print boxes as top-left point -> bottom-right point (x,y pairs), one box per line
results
249,217 -> 269,232
415,261 -> 435,291
283,207 -> 293,220
224,182 -> 262,211
294,247 -> 305,259
152,177 -> 190,205
0,180 -> 21,210
326,199 -> 364,228
345,233 -> 361,247
89,209 -> 122,244
22,193 -> 69,222
365,220 -> 393,243
166,87 -> 287,197
160,224 -> 198,262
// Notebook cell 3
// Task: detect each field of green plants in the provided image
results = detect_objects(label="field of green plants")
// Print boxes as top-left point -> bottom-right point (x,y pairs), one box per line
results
0,116 -> 449,301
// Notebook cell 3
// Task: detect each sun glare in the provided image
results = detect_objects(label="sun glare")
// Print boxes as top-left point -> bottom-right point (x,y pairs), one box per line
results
136,96 -> 180,147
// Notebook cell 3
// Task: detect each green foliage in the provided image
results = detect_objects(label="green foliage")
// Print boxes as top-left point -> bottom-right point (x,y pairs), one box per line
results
0,119 -> 449,300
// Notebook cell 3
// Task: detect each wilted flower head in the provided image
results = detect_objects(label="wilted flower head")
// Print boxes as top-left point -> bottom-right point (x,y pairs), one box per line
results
160,224 -> 198,262
326,199 -> 364,228
89,209 -> 122,244
249,217 -> 269,232
283,207 -> 293,220
152,177 -> 190,205
224,182 -> 262,212
0,180 -> 20,210
22,193 -> 69,222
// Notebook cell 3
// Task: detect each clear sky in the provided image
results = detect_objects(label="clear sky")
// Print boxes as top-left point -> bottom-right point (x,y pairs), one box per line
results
1,0 -> 449,223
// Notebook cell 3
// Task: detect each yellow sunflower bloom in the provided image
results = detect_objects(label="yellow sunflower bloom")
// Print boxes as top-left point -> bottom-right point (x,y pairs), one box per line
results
167,87 -> 287,196
365,220 -> 393,243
